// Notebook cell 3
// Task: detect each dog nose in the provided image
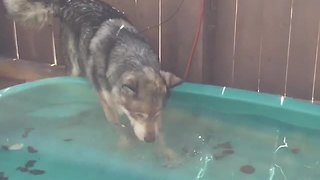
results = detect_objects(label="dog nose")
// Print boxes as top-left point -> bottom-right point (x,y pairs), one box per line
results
144,134 -> 155,143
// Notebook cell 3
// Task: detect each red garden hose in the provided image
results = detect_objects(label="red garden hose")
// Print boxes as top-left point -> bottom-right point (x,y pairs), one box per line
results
183,0 -> 205,80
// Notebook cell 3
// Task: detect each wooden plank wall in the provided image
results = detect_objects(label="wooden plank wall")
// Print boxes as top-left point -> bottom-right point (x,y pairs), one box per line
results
0,1 -> 15,58
259,0 -> 291,96
1,0 -> 320,102
285,0 -> 320,100
204,0 -> 320,101
162,0 -> 203,82
203,0 -> 236,86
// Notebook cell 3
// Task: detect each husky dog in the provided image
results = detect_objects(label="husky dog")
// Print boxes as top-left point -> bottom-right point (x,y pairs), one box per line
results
4,0 -> 182,165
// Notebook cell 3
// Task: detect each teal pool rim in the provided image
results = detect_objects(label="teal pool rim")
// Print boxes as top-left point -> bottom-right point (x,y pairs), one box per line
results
1,76 -> 320,118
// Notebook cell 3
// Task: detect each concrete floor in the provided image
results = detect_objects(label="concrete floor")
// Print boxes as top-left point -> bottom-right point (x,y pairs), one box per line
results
0,77 -> 24,89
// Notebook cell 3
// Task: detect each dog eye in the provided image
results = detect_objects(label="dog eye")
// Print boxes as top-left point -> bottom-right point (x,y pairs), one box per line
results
131,112 -> 147,119
121,84 -> 137,95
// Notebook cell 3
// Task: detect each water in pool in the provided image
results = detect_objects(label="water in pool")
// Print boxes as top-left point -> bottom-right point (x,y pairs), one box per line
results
0,83 -> 319,180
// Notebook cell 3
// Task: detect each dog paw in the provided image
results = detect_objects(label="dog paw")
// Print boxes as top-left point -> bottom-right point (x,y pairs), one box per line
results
159,148 -> 182,168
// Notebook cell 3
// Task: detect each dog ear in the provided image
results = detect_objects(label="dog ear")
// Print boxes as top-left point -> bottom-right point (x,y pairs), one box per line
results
160,71 -> 183,88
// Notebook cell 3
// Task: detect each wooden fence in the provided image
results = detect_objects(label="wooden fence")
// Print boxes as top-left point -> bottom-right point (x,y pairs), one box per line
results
1,0 -> 320,102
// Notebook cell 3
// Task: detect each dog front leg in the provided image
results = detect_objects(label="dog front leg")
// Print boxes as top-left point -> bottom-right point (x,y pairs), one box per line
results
98,93 -> 119,124
156,132 -> 181,168
98,93 -> 131,149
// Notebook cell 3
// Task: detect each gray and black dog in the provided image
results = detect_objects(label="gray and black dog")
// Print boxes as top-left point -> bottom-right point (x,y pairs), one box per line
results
4,0 -> 182,166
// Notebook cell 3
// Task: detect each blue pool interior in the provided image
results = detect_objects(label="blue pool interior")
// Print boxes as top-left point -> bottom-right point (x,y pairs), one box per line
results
0,77 -> 320,180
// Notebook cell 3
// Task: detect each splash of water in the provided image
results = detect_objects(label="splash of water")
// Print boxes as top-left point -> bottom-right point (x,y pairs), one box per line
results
274,136 -> 288,153
195,154 -> 213,180
269,130 -> 289,180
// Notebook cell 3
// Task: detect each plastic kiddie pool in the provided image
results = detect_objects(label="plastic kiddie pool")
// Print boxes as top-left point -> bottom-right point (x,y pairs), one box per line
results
0,77 -> 319,180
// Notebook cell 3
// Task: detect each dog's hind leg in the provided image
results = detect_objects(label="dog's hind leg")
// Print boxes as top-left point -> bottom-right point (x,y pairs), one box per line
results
61,26 -> 81,76
67,37 -> 81,76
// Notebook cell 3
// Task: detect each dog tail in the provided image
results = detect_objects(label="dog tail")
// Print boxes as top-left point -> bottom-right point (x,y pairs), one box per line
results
3,0 -> 55,27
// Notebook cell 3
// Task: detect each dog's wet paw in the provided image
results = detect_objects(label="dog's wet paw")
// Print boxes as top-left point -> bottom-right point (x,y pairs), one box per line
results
159,148 -> 182,168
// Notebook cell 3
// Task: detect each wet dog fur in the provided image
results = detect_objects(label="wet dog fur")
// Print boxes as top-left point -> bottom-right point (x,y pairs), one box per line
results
4,0 -> 182,166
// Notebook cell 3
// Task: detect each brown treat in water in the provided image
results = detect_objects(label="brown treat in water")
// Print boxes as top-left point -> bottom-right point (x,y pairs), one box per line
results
291,148 -> 300,154
1,146 -> 8,151
29,169 -> 45,175
0,172 -> 7,180
16,166 -> 29,172
181,146 -> 189,155
214,153 -> 227,160
22,128 -> 34,138
27,146 -> 38,153
240,165 -> 255,174
214,148 -> 235,160
25,160 -> 37,168
222,149 -> 234,155
213,142 -> 233,149
64,138 -> 73,142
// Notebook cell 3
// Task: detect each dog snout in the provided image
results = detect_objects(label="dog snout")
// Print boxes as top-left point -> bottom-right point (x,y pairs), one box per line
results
144,133 -> 155,143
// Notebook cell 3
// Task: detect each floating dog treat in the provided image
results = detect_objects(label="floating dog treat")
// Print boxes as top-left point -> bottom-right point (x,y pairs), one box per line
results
25,160 -> 37,168
181,146 -> 189,155
240,165 -> 255,174
64,138 -> 73,142
0,172 -> 8,180
16,166 -> 28,172
213,149 -> 234,160
291,148 -> 300,154
213,146 -> 235,160
29,169 -> 45,175
22,128 -> 34,138
27,146 -> 38,153
213,153 -> 227,160
1,146 -> 8,151
181,146 -> 200,157
7,143 -> 24,151
0,171 -> 7,180
222,149 -> 234,155
213,142 -> 232,149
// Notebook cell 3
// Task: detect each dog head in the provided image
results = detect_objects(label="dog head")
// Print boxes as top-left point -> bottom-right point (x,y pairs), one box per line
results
112,67 -> 182,143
